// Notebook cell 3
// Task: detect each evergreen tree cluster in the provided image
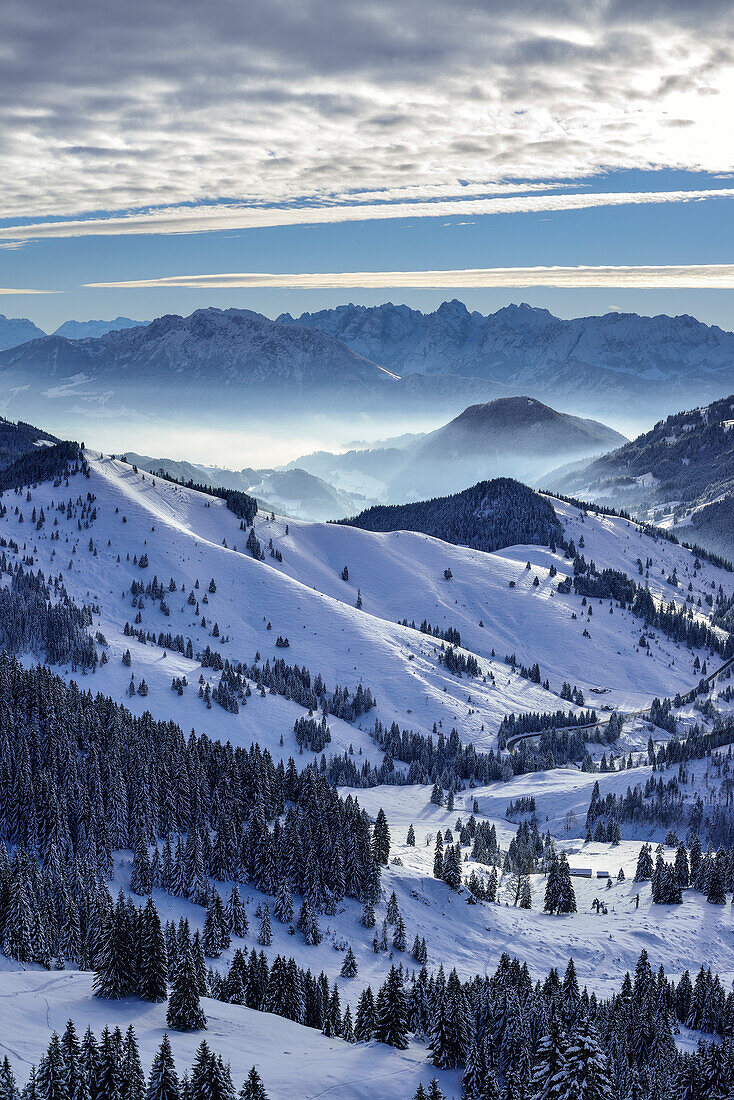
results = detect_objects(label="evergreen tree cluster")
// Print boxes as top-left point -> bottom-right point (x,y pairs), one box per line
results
293,716 -> 331,753
339,478 -> 563,555
498,708 -> 598,747
587,741 -> 734,845
438,646 -> 480,678
347,949 -> 734,1098
11,1019 -> 270,1100
567,553 -> 732,657
0,441 -> 84,494
0,562 -> 97,669
399,619 -> 461,646
0,655 -> 382,963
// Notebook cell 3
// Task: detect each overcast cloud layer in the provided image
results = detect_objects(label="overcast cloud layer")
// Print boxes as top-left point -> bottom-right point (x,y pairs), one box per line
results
3,0 -> 734,225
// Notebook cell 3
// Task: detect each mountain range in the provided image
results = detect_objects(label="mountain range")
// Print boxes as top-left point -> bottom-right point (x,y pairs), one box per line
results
1,302 -> 734,435
0,314 -> 145,349
280,300 -> 734,418
123,451 -> 365,521
0,308 -> 501,428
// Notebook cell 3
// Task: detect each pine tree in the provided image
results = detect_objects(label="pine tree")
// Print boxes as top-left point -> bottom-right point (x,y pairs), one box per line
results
561,1018 -> 612,1100
0,1056 -> 18,1100
544,854 -> 560,914
340,947 -> 358,978
556,855 -> 577,914
93,908 -> 132,999
372,809 -> 391,865
434,833 -> 444,879
36,1033 -> 69,1100
355,987 -> 376,1041
138,898 -> 168,1003
167,943 -> 207,1031
239,1066 -> 269,1100
121,1027 -> 145,1100
226,886 -> 249,938
529,1018 -> 566,1100
635,844 -> 653,882
274,880 -> 293,925
375,966 -> 408,1049
257,904 -> 272,947
146,1035 -> 180,1100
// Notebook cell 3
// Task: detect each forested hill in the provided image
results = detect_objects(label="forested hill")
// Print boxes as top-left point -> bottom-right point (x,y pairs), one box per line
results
553,393 -> 734,559
0,417 -> 59,469
339,478 -> 562,552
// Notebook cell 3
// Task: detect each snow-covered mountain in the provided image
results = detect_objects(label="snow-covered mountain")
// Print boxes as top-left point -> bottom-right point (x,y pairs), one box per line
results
0,307 -> 506,434
552,393 -> 734,561
390,396 -> 626,498
282,300 -> 734,417
52,316 -> 147,339
288,397 -> 626,505
0,307 -> 392,391
2,444 -> 734,1095
7,450 -> 728,749
0,313 -> 45,350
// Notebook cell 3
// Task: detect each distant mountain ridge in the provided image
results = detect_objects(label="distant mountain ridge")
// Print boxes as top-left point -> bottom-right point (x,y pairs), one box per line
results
293,396 -> 626,504
123,451 -> 365,521
0,307 -> 505,427
53,317 -> 146,340
0,314 -> 45,351
280,300 -> 734,415
1,302 -> 733,437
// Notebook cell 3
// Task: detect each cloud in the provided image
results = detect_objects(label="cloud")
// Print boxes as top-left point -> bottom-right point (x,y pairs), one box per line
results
86,263 -> 734,290
2,0 -> 734,221
2,188 -> 733,242
0,287 -> 56,294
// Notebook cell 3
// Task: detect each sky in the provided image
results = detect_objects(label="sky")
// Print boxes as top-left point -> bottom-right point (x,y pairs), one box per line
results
2,0 -> 734,331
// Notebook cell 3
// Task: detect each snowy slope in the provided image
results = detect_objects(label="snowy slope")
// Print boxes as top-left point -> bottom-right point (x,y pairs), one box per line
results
0,967 -> 459,1100
2,453 -> 734,1094
250,494 -> 733,715
3,454 -> 730,760
2,454 -> 571,757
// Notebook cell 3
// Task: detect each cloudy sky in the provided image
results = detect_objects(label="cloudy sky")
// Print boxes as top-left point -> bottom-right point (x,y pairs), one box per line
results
3,0 -> 734,328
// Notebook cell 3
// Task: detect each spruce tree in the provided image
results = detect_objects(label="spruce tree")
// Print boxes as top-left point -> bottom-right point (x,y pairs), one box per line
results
529,1018 -> 566,1100
166,943 -> 207,1031
36,1034 -> 68,1100
121,1027 -> 145,1100
146,1035 -> 180,1100
372,809 -> 391,865
561,1018 -> 611,1100
239,1067 -> 269,1100
355,987 -> 376,1041
138,898 -> 168,1003
375,966 -> 409,1049
340,947 -> 358,978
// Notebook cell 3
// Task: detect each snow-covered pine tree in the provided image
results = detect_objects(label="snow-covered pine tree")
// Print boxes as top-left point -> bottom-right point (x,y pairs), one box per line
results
166,943 -> 207,1031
